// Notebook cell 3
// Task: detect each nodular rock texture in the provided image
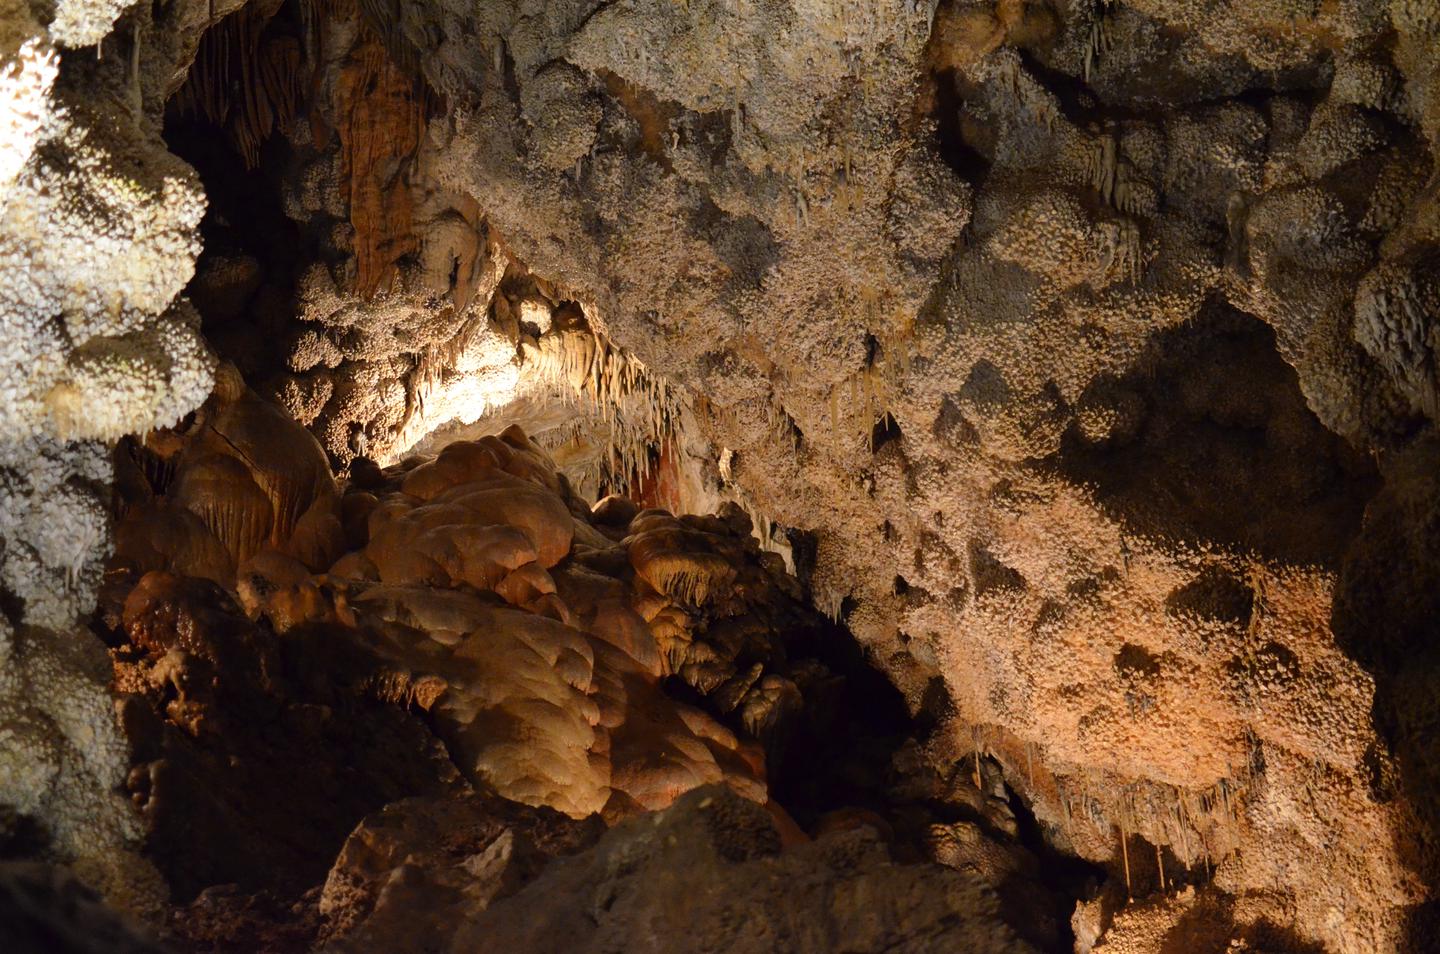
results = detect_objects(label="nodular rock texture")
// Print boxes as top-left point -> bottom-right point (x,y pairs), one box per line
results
2,0 -> 1440,952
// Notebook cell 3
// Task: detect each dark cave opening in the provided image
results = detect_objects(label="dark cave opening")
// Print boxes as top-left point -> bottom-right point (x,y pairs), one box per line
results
931,66 -> 995,187
870,411 -> 903,452
163,86 -> 307,387
762,626 -> 915,829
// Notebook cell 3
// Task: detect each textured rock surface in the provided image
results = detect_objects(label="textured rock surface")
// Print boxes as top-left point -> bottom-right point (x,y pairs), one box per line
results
97,388 -> 1060,950
162,1 -> 1440,949
294,3 -> 1432,950
0,861 -> 165,954
315,792 -> 603,952
103,567 -> 466,901
0,0 -> 225,912
452,784 -> 1035,954
2,0 -> 1439,950
109,385 -> 842,822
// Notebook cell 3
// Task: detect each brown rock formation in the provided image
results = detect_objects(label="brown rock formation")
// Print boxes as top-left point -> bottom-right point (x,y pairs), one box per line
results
452,784 -> 1037,954
87,382 -> 1068,950
6,0 -> 1440,951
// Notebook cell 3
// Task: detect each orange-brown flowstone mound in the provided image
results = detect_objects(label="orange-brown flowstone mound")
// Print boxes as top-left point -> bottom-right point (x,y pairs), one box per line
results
109,381 -> 832,833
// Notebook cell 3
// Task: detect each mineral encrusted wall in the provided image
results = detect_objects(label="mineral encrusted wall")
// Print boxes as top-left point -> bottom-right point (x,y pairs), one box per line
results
99,379 -> 1067,951
0,0 -> 229,909
238,1 -> 1431,949
2,0 -> 1439,951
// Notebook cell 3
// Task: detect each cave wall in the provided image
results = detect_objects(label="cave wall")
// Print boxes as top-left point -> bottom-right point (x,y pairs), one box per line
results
160,0 -> 1440,948
2,0 -> 1439,950
0,0 -> 237,910
270,1 -> 1433,950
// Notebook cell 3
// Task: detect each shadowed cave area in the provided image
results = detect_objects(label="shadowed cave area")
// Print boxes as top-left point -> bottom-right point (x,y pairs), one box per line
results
3,1 -> 1440,953
1055,303 -> 1380,569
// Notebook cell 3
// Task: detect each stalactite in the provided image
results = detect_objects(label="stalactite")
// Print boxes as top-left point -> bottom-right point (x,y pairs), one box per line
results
815,585 -> 847,623
1120,824 -> 1133,902
333,21 -> 428,298
128,21 -> 142,123
1084,5 -> 1114,83
171,0 -> 303,169
1098,219 -> 1144,285
1087,128 -> 1118,206
827,315 -> 915,450
175,0 -> 434,301
522,326 -> 690,502
1086,125 -> 1149,221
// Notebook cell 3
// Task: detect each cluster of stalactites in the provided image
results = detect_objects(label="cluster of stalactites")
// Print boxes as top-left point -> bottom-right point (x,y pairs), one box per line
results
521,328 -> 688,500
1053,745 -> 1262,889
171,0 -> 430,171
712,448 -> 794,575
1082,125 -> 1147,285
827,319 -> 915,452
171,0 -> 304,168
1083,0 -> 1119,83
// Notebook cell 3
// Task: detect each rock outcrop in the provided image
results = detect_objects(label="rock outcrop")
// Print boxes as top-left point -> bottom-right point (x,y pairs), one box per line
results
97,385 -> 1061,951
265,3 -> 1430,949
452,784 -> 1036,954
0,0 -> 228,912
108,380 -> 843,823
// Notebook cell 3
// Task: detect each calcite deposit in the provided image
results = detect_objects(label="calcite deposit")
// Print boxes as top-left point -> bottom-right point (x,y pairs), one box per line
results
0,0 -> 224,914
109,375 -> 838,823
2,0 -> 1440,951
96,381 -> 1061,948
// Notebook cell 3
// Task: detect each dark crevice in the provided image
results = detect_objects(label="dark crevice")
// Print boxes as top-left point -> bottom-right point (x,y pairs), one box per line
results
870,413 -> 902,453
1005,779 -> 1106,952
931,68 -> 993,187
571,0 -> 622,37
764,623 -> 916,830
163,100 -> 307,385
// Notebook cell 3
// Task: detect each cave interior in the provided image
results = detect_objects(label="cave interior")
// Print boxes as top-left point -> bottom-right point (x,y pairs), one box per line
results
2,0 -> 1440,952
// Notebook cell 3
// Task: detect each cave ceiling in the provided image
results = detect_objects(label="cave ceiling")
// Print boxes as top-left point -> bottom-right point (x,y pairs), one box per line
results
1,0 -> 1439,952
